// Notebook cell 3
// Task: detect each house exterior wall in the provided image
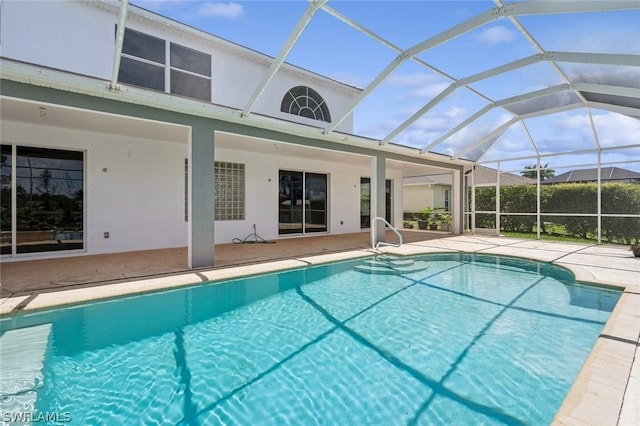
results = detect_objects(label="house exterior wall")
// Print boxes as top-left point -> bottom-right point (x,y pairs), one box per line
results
0,0 -> 357,133
0,1 -> 461,262
214,146 -> 404,243
2,117 -> 402,257
2,121 -> 188,254
403,185 -> 434,212
0,1 -> 116,80
403,184 -> 450,212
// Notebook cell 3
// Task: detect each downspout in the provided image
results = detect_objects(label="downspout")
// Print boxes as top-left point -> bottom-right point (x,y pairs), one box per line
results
109,0 -> 129,92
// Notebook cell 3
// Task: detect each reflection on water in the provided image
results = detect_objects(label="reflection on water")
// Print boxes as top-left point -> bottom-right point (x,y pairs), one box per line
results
0,254 -> 621,425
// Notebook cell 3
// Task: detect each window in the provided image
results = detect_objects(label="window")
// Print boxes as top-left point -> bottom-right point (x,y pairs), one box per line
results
444,189 -> 450,212
360,177 -> 391,228
119,56 -> 165,91
1,145 -> 12,254
281,86 -> 331,123
118,27 -> 212,102
214,162 -> 245,221
119,28 -> 166,91
1,145 -> 84,255
170,42 -> 211,102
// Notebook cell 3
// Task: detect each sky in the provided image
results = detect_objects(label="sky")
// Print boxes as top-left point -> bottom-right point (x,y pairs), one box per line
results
131,0 -> 640,173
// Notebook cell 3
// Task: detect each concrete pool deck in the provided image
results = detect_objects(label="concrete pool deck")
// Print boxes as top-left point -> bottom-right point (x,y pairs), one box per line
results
1,232 -> 639,425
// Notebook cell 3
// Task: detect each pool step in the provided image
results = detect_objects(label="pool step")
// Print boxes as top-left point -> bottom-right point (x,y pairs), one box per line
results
354,257 -> 429,275
0,323 -> 52,415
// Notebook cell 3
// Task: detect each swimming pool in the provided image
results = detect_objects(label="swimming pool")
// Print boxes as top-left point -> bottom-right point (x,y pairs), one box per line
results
0,253 -> 621,425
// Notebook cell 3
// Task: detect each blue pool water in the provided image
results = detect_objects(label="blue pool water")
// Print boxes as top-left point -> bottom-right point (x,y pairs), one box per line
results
0,254 -> 621,425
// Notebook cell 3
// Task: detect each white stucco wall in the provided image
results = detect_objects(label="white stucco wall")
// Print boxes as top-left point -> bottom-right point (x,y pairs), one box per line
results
1,0 -> 359,133
0,0 -> 116,80
2,118 -> 407,257
214,146 -> 389,243
403,184 -> 450,212
2,121 -> 188,255
255,70 -> 356,133
404,185 -> 434,212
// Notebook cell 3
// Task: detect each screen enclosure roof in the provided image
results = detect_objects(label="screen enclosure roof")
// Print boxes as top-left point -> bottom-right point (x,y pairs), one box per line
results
131,0 -> 640,173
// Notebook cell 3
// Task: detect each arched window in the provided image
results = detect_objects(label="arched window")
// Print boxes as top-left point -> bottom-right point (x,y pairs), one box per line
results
281,86 -> 331,123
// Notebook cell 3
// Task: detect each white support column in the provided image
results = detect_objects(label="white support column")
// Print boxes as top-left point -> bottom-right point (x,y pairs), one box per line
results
597,151 -> 602,245
452,169 -> 463,234
109,0 -> 129,92
588,108 -> 603,245
536,156 -> 541,240
496,162 -> 501,236
370,155 -> 386,245
242,0 -> 327,116
471,168 -> 476,234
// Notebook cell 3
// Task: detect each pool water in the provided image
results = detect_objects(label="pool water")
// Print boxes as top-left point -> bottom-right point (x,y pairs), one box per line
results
0,254 -> 620,425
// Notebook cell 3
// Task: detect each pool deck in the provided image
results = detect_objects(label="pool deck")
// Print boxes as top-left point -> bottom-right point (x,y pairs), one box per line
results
1,231 -> 639,425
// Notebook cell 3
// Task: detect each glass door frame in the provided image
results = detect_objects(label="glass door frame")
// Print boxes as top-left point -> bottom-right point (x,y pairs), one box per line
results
278,169 -> 328,236
360,177 -> 392,229
1,143 -> 86,257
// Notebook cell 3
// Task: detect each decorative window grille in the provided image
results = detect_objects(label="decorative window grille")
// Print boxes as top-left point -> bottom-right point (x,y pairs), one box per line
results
214,162 -> 245,221
281,86 -> 331,122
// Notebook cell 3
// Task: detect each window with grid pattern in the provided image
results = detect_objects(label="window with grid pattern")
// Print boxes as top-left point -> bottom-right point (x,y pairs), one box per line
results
118,27 -> 212,102
281,86 -> 331,122
214,162 -> 245,221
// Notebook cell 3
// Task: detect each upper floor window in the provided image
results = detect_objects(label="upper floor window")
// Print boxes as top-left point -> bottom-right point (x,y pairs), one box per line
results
118,27 -> 212,102
281,86 -> 331,123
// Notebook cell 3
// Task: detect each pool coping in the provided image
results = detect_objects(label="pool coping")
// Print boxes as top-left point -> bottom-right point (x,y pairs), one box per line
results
1,237 -> 638,425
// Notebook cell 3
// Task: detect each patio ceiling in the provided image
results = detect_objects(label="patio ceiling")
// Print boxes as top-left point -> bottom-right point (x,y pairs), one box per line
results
235,0 -> 640,170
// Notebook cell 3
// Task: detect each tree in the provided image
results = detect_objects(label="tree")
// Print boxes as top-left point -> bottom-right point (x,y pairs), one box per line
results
521,163 -> 555,180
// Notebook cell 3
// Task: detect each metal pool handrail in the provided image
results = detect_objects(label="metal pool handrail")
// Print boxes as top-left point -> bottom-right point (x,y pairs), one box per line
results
371,216 -> 403,251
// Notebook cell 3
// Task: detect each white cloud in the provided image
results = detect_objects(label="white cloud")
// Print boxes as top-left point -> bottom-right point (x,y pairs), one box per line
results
132,0 -> 244,20
592,112 -> 640,148
388,72 -> 439,87
195,2 -> 244,19
518,110 -> 640,166
411,82 -> 452,100
475,25 -> 516,45
444,106 -> 466,119
386,71 -> 451,102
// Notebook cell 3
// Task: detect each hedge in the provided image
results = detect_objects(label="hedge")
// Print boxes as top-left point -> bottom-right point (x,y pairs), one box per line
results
474,183 -> 640,243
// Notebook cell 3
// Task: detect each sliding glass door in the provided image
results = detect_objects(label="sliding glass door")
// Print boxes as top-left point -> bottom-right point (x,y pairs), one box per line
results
360,177 -> 391,229
305,173 -> 327,233
278,170 -> 327,235
1,145 -> 12,255
1,145 -> 84,255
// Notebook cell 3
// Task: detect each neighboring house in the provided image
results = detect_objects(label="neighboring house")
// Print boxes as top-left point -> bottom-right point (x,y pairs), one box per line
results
403,166 -> 535,213
542,167 -> 640,184
0,1 -> 465,267
469,165 -> 536,187
403,174 -> 453,213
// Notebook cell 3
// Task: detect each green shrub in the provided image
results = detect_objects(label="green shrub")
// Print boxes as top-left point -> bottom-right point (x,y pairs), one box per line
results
472,182 -> 640,243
